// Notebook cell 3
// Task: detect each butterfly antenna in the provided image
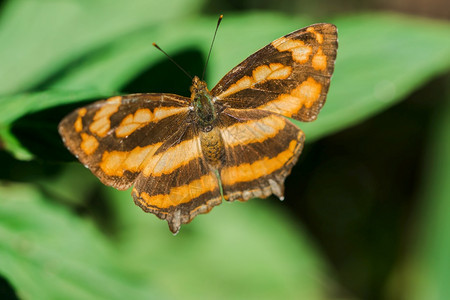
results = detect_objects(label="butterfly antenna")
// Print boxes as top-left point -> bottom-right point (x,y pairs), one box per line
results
153,43 -> 193,80
202,14 -> 223,81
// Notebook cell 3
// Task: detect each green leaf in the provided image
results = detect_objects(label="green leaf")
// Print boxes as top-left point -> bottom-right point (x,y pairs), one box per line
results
403,89 -> 450,299
0,125 -> 33,160
0,182 -> 162,299
104,185 -> 332,300
0,0 -> 205,95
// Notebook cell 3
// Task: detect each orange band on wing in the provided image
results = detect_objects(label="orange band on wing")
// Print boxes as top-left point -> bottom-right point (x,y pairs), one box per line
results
115,107 -> 188,138
89,96 -> 122,137
74,108 -> 87,133
271,37 -> 312,64
142,138 -> 201,177
312,48 -> 327,71
258,77 -> 322,117
306,27 -> 324,44
138,174 -> 218,208
99,142 -> 163,176
221,114 -> 286,146
80,133 -> 99,155
221,139 -> 298,186
219,63 -> 292,98
99,136 -> 201,178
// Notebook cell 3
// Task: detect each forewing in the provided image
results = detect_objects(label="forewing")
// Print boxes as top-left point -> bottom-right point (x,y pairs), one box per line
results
218,108 -> 304,201
131,125 -> 222,234
58,93 -> 190,190
212,23 -> 338,122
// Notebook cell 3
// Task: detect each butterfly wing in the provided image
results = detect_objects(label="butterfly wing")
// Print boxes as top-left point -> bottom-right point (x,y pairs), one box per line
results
58,94 -> 191,190
212,23 -> 337,122
59,94 -> 222,233
217,108 -> 304,202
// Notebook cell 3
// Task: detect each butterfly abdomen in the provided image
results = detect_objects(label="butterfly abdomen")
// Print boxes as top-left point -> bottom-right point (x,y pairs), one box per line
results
200,127 -> 225,170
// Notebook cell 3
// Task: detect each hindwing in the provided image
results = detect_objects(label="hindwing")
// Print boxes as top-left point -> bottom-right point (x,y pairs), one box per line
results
131,126 -> 222,234
218,108 -> 304,202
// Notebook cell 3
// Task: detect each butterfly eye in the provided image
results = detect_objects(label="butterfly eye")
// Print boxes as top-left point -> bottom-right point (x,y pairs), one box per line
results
203,125 -> 213,132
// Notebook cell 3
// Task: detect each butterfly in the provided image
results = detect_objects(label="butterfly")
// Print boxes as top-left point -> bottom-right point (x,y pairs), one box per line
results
59,23 -> 338,234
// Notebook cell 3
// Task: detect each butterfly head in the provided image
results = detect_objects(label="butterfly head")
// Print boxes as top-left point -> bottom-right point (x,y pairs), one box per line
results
190,76 -> 209,96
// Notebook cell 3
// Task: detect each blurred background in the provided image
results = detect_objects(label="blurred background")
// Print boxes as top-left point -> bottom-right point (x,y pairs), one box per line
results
0,0 -> 449,299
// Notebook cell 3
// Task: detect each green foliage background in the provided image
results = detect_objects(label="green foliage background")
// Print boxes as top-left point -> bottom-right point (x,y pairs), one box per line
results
0,0 -> 449,299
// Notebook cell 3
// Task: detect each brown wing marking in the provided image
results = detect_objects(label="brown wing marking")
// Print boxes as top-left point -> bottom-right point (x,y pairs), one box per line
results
212,23 -> 338,122
218,108 -> 304,202
58,93 -> 190,190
